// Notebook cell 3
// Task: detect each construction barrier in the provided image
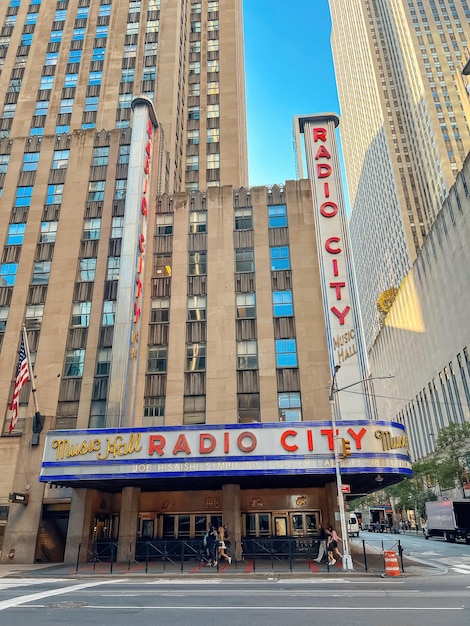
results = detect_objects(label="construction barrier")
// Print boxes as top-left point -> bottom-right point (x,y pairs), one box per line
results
383,550 -> 400,577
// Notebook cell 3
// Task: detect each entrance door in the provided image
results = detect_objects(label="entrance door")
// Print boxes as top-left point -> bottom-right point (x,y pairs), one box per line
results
290,511 -> 319,536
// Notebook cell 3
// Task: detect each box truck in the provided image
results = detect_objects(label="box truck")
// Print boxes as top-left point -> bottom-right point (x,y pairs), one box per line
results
425,500 -> 470,543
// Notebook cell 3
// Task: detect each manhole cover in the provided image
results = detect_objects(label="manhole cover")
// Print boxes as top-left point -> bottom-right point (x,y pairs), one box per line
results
47,601 -> 88,609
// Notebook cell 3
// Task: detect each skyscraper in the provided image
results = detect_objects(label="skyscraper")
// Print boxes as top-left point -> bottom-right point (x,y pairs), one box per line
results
329,0 -> 470,348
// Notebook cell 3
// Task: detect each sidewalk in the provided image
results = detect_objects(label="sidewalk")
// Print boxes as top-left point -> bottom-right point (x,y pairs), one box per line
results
0,554 -> 442,580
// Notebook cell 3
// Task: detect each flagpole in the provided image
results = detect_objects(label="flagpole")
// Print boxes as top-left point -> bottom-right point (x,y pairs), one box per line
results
22,325 -> 39,414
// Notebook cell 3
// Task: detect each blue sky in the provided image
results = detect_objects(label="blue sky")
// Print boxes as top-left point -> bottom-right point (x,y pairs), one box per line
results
243,0 -> 340,187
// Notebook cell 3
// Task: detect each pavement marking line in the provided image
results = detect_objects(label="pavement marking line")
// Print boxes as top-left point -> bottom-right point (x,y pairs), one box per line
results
0,579 -> 126,612
80,605 -> 464,611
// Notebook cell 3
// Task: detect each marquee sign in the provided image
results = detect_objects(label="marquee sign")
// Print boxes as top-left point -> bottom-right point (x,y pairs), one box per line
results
39,421 -> 411,482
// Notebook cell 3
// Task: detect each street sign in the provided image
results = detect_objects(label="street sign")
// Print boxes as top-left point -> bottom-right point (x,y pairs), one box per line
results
9,492 -> 29,504
341,484 -> 351,494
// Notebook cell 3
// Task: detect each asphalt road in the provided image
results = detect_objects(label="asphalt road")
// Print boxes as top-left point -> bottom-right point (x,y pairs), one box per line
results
0,574 -> 469,626
357,529 -> 470,574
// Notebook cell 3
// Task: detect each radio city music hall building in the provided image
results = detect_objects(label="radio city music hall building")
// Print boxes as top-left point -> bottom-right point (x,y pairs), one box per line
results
0,107 -> 411,564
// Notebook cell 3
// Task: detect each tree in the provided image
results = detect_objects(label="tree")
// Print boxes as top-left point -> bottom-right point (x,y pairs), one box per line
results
435,422 -> 470,488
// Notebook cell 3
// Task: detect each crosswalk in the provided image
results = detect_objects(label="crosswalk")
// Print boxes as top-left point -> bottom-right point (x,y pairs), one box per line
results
0,578 -> 62,591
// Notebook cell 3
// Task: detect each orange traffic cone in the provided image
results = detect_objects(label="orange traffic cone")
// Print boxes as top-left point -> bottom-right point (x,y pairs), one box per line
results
383,550 -> 400,577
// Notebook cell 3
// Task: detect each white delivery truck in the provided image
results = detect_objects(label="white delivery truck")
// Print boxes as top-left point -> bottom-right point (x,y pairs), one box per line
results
425,500 -> 470,543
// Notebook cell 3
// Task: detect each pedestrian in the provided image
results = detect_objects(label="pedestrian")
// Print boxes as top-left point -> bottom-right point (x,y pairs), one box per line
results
206,526 -> 218,566
217,524 -> 232,564
314,524 -> 330,563
327,525 -> 342,565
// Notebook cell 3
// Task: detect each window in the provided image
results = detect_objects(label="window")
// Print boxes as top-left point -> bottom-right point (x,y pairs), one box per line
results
32,261 -> 51,284
111,217 -> 123,239
271,246 -> 290,271
59,98 -> 73,114
25,304 -> 44,329
72,301 -> 91,327
92,48 -> 106,62
207,128 -> 220,143
237,341 -> 258,369
151,297 -> 170,323
0,306 -> 9,331
68,49 -> 82,64
39,76 -> 53,90
56,126 -> 69,135
64,349 -> 85,377
208,19 -> 219,31
235,248 -> 254,272
155,255 -> 172,277
8,78 -> 22,94
268,204 -> 287,228
52,149 -> 69,169
50,30 -> 63,43
79,258 -> 97,281
7,223 -> 25,245
96,25 -> 108,38
46,184 -> 64,205
207,60 -> 219,73
0,155 -> 10,173
89,71 -> 102,86
234,208 -> 252,230
83,218 -> 101,240
85,96 -> 99,112
208,0 -> 219,9
22,33 -> 33,46
121,68 -> 134,83
273,290 -> 293,317
207,39 -> 219,52
238,393 -> 260,423
123,44 -> 137,58
148,346 -> 167,372
207,104 -> 219,118
156,214 -> 173,235
191,2 -> 202,13
92,147 -> 109,167
96,348 -> 112,376
40,221 -> 58,243
73,27 -> 85,40
142,67 -> 156,82
186,343 -> 206,371
191,21 -> 201,33
183,396 -> 205,425
115,179 -> 127,200
77,6 -> 89,18
188,251 -> 207,275
189,61 -> 201,75
118,94 -> 132,109
45,52 -> 59,65
189,211 -> 207,233
144,397 -> 165,421
0,263 -> 18,286
107,257 -> 120,280
188,106 -> 200,120
102,300 -> 115,326
278,392 -> 302,421
187,295 -> 206,321
190,41 -> 201,54
99,4 -> 111,16
34,101 -> 49,116
207,81 -> 219,95
207,154 -> 219,169
186,155 -> 199,171
187,129 -> 200,144
236,293 -> 256,318
2,104 -> 17,118
15,187 -> 33,207
88,181 -> 105,202
119,145 -> 130,165
275,339 -> 298,367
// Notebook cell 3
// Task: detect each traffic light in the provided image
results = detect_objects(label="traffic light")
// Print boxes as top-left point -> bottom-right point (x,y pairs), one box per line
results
341,438 -> 352,457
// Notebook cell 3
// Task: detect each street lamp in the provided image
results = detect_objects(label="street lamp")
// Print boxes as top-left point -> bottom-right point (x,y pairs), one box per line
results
329,367 -> 394,571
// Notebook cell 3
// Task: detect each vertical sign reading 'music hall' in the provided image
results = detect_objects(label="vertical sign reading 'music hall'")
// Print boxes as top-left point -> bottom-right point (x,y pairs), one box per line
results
295,114 -> 371,421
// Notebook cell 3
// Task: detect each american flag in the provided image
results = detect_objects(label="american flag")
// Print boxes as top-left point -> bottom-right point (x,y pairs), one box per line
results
9,335 -> 30,434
